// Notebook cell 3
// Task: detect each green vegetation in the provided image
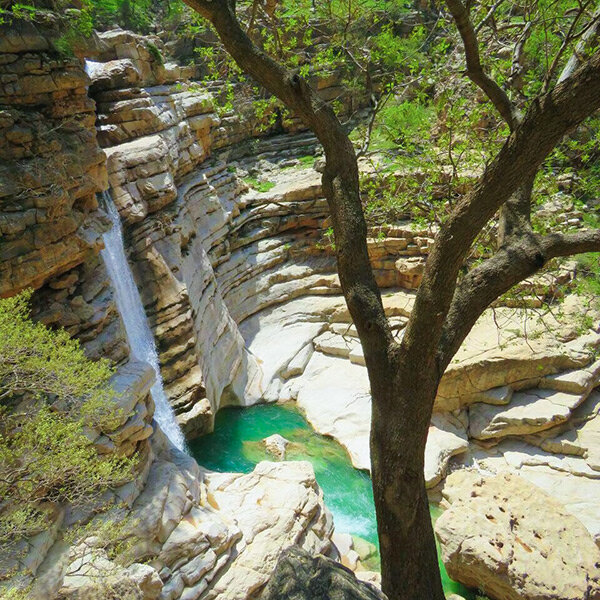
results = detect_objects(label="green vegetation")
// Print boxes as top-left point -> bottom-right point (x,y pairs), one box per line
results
297,154 -> 316,167
0,291 -> 135,554
575,253 -> 600,300
316,226 -> 336,251
244,177 -> 276,193
146,40 -> 163,65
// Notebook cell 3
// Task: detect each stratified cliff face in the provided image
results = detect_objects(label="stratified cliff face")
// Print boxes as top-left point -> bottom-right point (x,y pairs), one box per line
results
81,28 -> 432,438
0,21 -> 405,600
0,20 -> 432,438
0,19 -> 133,371
0,21 -> 107,294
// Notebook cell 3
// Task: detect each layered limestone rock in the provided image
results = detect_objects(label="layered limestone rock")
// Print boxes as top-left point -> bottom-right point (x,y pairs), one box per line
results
435,471 -> 600,600
80,25 -> 435,438
0,19 -> 131,368
0,25 -> 339,600
0,19 -> 107,297
0,17 -> 433,438
1,25 -> 360,600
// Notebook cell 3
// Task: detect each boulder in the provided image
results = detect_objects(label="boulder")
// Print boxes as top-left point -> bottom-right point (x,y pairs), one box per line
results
261,547 -> 387,600
203,461 -> 334,599
435,471 -> 600,600
263,433 -> 290,459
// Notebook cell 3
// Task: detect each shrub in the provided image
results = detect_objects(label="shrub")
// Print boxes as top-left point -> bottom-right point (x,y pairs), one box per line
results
0,291 -> 136,550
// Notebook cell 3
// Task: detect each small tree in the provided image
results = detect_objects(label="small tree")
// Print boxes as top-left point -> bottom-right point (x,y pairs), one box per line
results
0,291 -> 135,557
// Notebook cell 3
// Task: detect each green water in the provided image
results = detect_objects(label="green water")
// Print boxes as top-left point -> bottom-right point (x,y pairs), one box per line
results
189,403 -> 474,598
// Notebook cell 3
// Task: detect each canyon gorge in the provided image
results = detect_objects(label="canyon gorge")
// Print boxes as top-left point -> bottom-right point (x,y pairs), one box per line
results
1,10 -> 600,600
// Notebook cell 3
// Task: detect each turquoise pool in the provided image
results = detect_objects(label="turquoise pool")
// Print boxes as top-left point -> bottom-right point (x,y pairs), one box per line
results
188,402 -> 475,598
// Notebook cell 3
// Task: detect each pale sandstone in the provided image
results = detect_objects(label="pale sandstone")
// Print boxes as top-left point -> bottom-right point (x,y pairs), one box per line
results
436,471 -> 600,600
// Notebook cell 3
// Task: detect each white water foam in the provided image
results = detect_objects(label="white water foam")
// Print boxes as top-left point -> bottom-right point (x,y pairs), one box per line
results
84,59 -> 104,80
100,191 -> 187,451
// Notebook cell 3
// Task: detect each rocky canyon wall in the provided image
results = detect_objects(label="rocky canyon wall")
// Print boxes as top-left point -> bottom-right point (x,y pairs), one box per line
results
3,16 -> 600,600
0,20 -> 422,599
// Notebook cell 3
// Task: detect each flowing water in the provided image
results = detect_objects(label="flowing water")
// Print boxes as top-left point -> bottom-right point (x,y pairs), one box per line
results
100,192 -> 187,451
84,59 -> 104,80
189,403 -> 475,597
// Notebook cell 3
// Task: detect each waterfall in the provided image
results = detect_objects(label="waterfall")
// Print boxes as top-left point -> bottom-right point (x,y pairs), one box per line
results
83,59 -> 104,80
100,191 -> 187,452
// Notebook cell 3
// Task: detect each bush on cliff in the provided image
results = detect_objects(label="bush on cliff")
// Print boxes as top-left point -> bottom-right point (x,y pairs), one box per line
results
0,290 -> 135,552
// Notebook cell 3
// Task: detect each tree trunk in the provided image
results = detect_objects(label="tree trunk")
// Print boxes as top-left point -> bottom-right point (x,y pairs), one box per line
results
497,177 -> 535,247
370,359 -> 445,600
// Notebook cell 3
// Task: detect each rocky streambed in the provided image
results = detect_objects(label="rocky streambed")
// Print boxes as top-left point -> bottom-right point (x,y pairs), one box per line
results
188,403 -> 473,597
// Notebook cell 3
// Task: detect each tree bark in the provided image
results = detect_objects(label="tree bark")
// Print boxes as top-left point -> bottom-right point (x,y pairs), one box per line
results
370,359 -> 445,599
497,175 -> 535,246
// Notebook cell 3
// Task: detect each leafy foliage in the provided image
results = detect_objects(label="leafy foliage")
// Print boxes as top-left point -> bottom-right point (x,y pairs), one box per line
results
244,176 -> 276,193
0,291 -> 136,552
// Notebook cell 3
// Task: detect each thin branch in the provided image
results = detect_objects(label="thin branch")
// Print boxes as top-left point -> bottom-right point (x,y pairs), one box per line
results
474,0 -> 504,34
438,227 -> 600,369
507,21 -> 532,93
557,6 -> 600,83
544,0 -> 595,90
445,0 -> 520,129
246,0 -> 260,34
358,91 -> 394,158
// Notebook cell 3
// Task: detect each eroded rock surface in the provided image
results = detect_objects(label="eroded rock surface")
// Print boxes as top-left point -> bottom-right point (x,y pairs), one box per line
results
261,547 -> 387,600
436,471 -> 600,600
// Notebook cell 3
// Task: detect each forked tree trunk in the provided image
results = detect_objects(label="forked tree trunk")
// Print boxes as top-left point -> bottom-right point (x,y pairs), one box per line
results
180,3 -> 600,599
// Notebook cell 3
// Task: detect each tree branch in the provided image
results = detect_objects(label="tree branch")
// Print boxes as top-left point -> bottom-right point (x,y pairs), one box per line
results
438,227 -> 600,369
401,48 -> 600,380
540,227 -> 600,258
246,0 -> 260,34
474,0 -> 503,34
544,0 -> 596,91
557,6 -> 600,84
497,173 -> 535,246
507,21 -> 532,93
445,0 -> 520,129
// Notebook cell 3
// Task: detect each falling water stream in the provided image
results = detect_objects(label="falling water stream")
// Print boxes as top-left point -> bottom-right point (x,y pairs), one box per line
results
100,192 -> 187,451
